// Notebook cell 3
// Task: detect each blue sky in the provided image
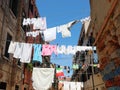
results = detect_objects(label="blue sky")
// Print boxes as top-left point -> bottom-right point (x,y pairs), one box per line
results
36,0 -> 90,77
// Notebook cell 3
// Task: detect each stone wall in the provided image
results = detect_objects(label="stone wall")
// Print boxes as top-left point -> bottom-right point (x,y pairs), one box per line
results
90,0 -> 114,38
95,1 -> 120,89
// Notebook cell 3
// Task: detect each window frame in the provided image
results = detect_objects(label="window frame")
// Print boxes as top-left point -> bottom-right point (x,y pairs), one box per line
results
4,33 -> 12,59
9,0 -> 19,17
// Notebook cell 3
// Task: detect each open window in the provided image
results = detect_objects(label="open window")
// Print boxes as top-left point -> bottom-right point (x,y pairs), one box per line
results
9,0 -> 19,17
4,33 -> 12,59
0,82 -> 7,90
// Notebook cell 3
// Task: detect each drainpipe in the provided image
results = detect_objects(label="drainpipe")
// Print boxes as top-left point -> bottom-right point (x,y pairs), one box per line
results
93,0 -> 118,45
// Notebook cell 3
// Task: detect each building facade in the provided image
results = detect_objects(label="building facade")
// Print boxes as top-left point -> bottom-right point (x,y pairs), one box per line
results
72,17 -> 107,90
90,0 -> 120,89
0,0 -> 41,90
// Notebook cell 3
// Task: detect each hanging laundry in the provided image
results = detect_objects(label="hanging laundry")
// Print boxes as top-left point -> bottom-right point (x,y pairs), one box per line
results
76,46 -> 92,52
22,18 -> 31,26
67,20 -> 79,30
60,65 -> 64,69
57,45 -> 66,54
23,17 -> 47,30
41,44 -> 50,56
26,31 -> 40,37
56,45 -> 94,55
57,20 -> 79,38
65,66 -> 70,73
20,43 -> 32,63
8,41 -> 17,54
57,24 -> 71,38
23,18 -> 37,25
32,68 -> 55,90
77,82 -> 83,90
68,66 -> 70,73
66,45 -> 76,54
56,68 -> 64,77
84,18 -> 91,34
80,16 -> 91,24
72,64 -> 79,70
32,44 -> 42,62
33,17 -> 47,30
76,82 -> 81,90
70,82 -> 76,90
13,42 -> 24,59
63,81 -> 70,90
42,44 -> 57,56
93,51 -> 98,63
50,45 -> 57,55
43,27 -> 56,42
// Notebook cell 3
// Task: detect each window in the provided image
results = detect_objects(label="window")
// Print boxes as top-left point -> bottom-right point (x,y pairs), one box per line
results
29,0 -> 33,13
9,0 -> 19,17
15,85 -> 19,90
17,59 -> 21,66
87,66 -> 92,79
96,88 -> 98,90
94,67 -> 99,74
108,0 -> 111,2
4,33 -> 12,58
21,10 -> 27,32
87,33 -> 95,46
101,86 -> 106,90
25,0 -> 28,3
0,82 -> 7,90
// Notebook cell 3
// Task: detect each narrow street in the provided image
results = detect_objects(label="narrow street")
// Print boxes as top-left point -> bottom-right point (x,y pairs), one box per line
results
0,0 -> 120,90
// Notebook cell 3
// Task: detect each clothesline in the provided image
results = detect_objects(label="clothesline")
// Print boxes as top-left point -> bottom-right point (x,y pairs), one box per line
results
62,81 -> 83,90
23,16 -> 91,42
8,41 -> 97,67
22,16 -> 90,29
23,16 -> 90,89
25,20 -> 80,43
